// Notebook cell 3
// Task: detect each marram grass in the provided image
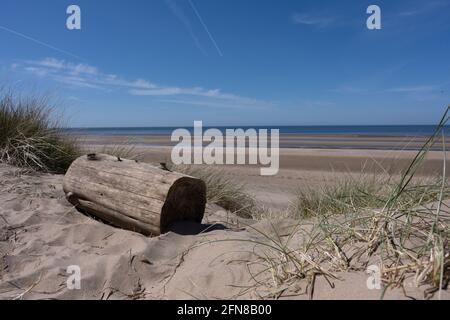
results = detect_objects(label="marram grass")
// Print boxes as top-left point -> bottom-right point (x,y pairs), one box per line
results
0,92 -> 80,173
171,164 -> 257,218
198,106 -> 450,299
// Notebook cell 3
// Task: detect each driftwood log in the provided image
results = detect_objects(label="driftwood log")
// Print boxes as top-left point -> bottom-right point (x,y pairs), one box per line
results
63,154 -> 207,236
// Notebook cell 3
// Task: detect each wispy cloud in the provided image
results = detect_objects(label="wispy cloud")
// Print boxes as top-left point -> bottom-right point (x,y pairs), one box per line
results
130,86 -> 262,104
291,13 -> 335,28
387,85 -> 439,93
130,87 -> 273,108
14,58 -> 270,108
157,98 -> 268,109
399,10 -> 421,17
387,84 -> 448,102
332,84 -> 443,95
399,1 -> 450,17
331,86 -> 370,94
20,58 -> 162,91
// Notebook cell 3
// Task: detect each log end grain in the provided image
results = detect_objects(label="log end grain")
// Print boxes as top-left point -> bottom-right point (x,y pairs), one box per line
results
160,177 -> 207,234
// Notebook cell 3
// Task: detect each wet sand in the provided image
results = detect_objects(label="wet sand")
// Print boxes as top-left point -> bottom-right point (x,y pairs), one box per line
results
75,133 -> 450,151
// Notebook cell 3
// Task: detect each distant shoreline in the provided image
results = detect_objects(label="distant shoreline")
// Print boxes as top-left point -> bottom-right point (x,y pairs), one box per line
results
81,143 -> 450,209
64,124 -> 450,138
72,133 -> 450,151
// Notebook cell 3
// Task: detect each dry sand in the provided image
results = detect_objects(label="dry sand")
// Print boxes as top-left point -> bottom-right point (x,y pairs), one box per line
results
1,135 -> 448,300
0,164 -> 448,300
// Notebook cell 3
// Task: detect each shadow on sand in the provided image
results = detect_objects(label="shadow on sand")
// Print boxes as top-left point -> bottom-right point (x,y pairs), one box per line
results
167,220 -> 228,236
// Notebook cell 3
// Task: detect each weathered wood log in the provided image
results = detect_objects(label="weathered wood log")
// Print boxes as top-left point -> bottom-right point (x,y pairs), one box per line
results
63,154 -> 206,236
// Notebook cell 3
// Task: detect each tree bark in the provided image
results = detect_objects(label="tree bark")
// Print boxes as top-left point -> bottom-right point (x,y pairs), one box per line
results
63,154 -> 206,236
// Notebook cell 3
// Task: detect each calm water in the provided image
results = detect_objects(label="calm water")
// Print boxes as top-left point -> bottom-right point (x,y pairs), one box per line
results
66,125 -> 449,137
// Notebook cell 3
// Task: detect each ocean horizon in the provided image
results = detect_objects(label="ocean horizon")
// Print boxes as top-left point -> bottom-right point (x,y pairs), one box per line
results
65,125 -> 450,137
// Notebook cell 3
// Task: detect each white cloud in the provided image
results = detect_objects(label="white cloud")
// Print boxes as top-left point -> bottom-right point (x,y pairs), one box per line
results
399,10 -> 421,17
292,13 -> 334,28
24,66 -> 49,77
14,57 -> 270,108
131,86 -> 266,107
37,57 -> 65,69
399,1 -> 450,17
31,57 -> 98,76
387,85 -> 437,93
332,86 -> 370,94
157,98 -> 267,109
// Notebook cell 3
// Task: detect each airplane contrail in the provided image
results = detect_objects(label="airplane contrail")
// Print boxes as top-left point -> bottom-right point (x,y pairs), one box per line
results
0,25 -> 83,61
187,0 -> 223,57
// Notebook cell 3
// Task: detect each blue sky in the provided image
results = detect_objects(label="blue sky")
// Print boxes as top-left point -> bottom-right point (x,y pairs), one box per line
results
1,0 -> 449,127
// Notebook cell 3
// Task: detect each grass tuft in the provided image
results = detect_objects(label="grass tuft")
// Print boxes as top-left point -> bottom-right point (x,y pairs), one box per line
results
95,143 -> 143,160
292,174 -> 450,220
292,174 -> 389,218
171,165 -> 257,218
0,91 -> 80,173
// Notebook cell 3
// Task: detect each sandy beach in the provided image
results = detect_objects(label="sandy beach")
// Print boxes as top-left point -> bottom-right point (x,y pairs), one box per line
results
81,134 -> 450,209
2,124 -> 449,300
1,164 -> 447,300
77,133 -> 450,151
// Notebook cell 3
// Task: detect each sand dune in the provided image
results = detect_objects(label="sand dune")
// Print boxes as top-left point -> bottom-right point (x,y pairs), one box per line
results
1,164 -> 447,300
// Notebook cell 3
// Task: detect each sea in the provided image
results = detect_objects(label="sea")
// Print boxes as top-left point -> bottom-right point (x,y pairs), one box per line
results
65,125 -> 449,137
